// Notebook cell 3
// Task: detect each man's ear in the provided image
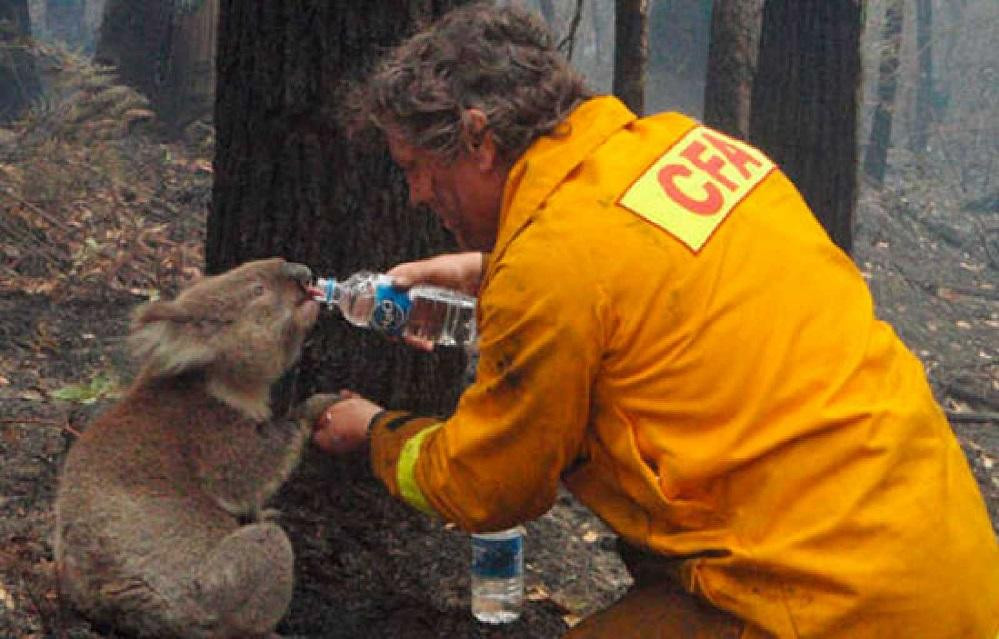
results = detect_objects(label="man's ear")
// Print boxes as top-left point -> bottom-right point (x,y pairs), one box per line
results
461,108 -> 496,172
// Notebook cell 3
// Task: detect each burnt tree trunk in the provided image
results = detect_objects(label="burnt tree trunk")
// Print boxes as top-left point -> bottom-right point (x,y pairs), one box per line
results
95,0 -> 174,104
749,0 -> 862,254
0,0 -> 39,123
703,0 -> 763,138
163,0 -> 216,127
209,2 -> 471,419
863,0 -> 904,188
911,0 -> 934,153
613,0 -> 649,115
96,0 -> 214,129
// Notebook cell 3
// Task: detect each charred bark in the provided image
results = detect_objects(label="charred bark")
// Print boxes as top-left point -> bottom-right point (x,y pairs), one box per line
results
749,0 -> 862,254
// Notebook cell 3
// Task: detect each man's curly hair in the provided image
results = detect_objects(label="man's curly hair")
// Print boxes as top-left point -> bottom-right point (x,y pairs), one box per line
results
345,1 -> 593,164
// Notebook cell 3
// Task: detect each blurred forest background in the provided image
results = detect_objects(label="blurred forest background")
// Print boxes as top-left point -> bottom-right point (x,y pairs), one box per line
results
1,1 -> 997,637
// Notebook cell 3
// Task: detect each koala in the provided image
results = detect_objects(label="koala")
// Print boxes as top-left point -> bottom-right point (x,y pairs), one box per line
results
54,258 -> 339,639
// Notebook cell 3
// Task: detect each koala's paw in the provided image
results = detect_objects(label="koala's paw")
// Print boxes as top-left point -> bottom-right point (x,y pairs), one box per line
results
296,392 -> 344,426
257,507 -> 282,522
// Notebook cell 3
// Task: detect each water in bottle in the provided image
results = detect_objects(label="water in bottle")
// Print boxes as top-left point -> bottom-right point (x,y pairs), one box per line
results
470,527 -> 525,624
312,271 -> 476,347
406,285 -> 477,347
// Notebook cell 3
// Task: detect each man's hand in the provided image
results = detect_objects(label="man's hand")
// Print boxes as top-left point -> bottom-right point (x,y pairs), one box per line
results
311,390 -> 384,455
386,252 -> 485,351
386,252 -> 486,296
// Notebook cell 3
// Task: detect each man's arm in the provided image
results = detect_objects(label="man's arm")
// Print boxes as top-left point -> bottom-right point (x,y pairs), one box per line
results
375,242 -> 603,531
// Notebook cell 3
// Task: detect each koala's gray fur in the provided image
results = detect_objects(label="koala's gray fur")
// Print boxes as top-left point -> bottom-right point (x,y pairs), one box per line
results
54,258 -> 339,639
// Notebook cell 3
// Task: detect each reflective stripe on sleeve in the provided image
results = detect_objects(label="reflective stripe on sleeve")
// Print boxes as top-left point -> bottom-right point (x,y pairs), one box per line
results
397,422 -> 444,515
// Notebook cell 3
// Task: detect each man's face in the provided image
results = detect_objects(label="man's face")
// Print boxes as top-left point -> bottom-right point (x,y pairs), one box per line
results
386,130 -> 504,252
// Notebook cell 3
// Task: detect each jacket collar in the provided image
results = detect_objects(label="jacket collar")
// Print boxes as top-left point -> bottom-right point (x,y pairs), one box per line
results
489,95 -> 637,267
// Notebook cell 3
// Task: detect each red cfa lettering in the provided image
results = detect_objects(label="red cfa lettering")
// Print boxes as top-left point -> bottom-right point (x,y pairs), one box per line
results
703,131 -> 763,179
658,164 -> 723,216
656,130 -> 764,216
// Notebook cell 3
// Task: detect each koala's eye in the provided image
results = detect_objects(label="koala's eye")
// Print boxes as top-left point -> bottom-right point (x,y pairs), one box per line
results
251,282 -> 267,297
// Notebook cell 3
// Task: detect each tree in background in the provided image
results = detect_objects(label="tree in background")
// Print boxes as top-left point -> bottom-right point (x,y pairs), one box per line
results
95,0 -> 215,129
95,0 -> 172,107
613,0 -> 649,114
702,0 -> 763,139
930,0 -> 997,196
164,0 -> 216,127
910,0 -> 934,154
749,0 -> 863,254
0,0 -> 40,123
863,0 -> 904,187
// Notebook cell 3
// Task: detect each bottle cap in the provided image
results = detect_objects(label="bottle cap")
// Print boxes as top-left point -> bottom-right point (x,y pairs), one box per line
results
312,278 -> 338,304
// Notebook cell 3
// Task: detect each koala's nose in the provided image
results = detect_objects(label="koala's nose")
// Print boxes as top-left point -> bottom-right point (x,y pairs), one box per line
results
281,262 -> 313,286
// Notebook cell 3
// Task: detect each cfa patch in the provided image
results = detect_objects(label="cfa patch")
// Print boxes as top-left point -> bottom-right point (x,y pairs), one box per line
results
618,125 -> 775,252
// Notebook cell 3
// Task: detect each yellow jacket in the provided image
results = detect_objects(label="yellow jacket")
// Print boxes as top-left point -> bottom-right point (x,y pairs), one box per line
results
370,96 -> 999,637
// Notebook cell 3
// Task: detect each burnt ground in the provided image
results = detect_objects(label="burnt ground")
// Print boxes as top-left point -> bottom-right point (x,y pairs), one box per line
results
1,55 -> 997,639
0,283 -> 629,639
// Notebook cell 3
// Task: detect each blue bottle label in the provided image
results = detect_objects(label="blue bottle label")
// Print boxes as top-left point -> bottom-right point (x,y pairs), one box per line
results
471,534 -> 523,579
371,283 -> 411,336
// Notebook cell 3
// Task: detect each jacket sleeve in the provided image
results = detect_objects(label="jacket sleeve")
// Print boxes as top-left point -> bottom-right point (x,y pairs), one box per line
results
369,235 -> 606,532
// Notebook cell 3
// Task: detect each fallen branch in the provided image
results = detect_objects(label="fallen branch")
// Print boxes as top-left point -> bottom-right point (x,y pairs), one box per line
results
935,283 -> 999,302
946,409 -> 999,424
0,418 -> 62,426
946,383 -> 999,413
0,216 -> 68,268
0,187 -> 72,233
0,417 -> 81,437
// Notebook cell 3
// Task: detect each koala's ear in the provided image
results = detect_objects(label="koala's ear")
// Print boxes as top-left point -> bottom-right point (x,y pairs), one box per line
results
129,300 -> 215,378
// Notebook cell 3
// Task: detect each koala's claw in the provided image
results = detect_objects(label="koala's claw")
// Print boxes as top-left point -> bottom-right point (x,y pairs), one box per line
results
232,504 -> 287,528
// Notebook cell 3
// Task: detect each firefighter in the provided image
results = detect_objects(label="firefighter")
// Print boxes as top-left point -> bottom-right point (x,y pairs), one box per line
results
313,3 -> 999,636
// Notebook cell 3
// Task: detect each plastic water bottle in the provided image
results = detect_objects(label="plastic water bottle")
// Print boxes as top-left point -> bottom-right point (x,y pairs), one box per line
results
462,345 -> 523,624
312,271 -> 477,347
470,527 -> 525,624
